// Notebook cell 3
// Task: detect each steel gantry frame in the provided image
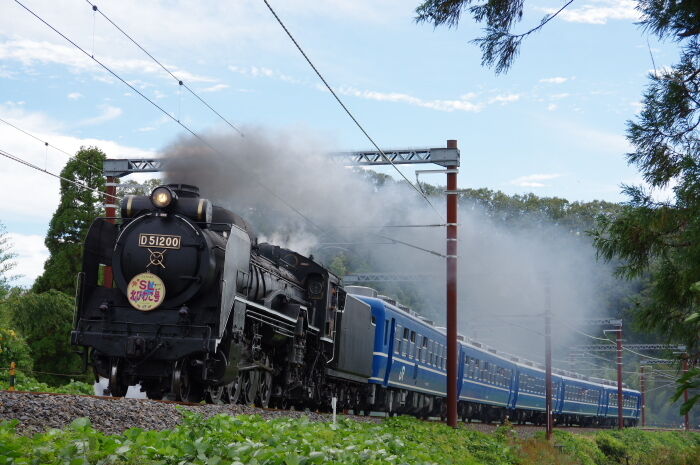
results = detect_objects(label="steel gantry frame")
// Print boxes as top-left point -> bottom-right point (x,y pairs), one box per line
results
572,344 -> 687,352
102,142 -> 462,427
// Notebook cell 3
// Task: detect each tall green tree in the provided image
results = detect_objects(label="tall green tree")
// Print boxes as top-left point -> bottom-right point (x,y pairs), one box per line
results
3,290 -> 84,384
33,147 -> 106,295
0,221 -> 18,298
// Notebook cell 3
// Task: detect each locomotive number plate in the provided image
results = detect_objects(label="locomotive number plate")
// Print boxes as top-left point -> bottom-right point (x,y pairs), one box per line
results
138,233 -> 181,249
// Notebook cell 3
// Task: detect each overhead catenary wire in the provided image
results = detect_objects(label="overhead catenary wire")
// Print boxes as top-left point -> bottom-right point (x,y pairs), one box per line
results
13,0 -> 325,234
0,147 -> 121,201
0,116 -> 102,173
554,316 -> 676,361
82,0 -> 243,136
261,0 -> 445,222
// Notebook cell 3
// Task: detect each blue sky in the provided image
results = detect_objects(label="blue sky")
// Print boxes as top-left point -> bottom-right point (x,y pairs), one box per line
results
0,0 -> 678,285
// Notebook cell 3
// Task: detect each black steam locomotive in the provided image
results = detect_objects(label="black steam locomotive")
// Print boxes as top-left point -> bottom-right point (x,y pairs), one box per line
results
73,184 -> 373,407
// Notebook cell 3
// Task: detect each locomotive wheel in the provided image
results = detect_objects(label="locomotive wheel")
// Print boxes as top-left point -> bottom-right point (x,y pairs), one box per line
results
206,385 -> 226,404
108,359 -> 128,397
257,370 -> 272,408
256,356 -> 272,408
238,370 -> 259,405
225,376 -> 241,404
172,359 -> 201,402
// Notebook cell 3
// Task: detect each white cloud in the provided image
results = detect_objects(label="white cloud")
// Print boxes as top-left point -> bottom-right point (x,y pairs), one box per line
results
550,93 -> 570,100
548,0 -> 640,24
548,103 -> 558,111
77,105 -> 123,126
540,77 -> 569,84
337,86 -> 483,112
488,94 -> 520,105
0,105 -> 154,224
510,173 -> 563,188
199,83 -> 229,93
228,65 -> 300,84
0,39 -> 217,83
67,92 -> 83,100
6,233 -> 48,288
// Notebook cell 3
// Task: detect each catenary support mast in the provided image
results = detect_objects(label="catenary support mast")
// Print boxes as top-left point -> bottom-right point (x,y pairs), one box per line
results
103,176 -> 117,288
616,328 -> 624,429
545,278 -> 553,440
446,139 -> 459,428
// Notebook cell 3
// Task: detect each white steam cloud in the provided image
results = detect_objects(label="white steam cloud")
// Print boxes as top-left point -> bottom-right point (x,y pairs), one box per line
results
162,127 -> 622,370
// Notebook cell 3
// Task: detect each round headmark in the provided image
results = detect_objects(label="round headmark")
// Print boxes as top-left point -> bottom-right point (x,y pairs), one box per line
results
127,272 -> 166,311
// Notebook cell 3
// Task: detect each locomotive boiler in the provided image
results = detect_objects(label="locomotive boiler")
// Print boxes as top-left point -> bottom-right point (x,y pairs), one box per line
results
72,184 -> 374,405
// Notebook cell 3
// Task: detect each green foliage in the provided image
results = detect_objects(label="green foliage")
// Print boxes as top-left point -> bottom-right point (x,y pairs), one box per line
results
2,413 -> 700,465
457,187 -> 622,233
673,366 -> 700,414
551,431 -> 606,465
0,222 -> 18,297
595,432 -> 628,463
33,146 -> 106,295
0,371 -> 92,394
0,327 -> 32,374
117,178 -> 163,197
328,253 -> 348,277
2,290 -> 85,385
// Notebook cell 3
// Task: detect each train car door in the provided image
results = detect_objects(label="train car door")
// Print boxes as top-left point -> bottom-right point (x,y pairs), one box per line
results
410,330 -> 418,386
457,346 -> 465,398
383,318 -> 396,386
555,381 -> 565,414
507,368 -> 517,409
510,369 -> 521,409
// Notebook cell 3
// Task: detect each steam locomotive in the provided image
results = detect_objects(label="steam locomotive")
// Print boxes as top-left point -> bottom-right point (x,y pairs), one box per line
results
72,184 -> 640,425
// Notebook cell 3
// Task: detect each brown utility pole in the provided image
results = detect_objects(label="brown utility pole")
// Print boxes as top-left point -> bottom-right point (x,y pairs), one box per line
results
640,366 -> 646,427
103,176 -> 117,288
446,139 -> 459,428
683,356 -> 689,431
545,278 -> 553,440
616,328 -> 624,429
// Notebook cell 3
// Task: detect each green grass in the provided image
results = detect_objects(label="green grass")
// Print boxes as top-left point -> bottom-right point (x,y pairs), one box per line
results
1,412 -> 700,465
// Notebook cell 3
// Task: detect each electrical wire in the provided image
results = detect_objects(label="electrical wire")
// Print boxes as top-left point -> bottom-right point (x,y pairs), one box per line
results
645,382 -> 676,393
82,0 -> 243,136
13,0 -> 324,234
261,0 -> 445,222
0,147 -> 121,201
555,317 -> 674,361
0,116 -> 102,173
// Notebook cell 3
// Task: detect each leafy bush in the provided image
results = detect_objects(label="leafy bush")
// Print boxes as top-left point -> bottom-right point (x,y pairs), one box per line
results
0,327 -> 32,374
0,372 -> 93,395
1,413 -> 700,465
2,290 -> 86,385
552,431 -> 607,465
596,432 -> 629,463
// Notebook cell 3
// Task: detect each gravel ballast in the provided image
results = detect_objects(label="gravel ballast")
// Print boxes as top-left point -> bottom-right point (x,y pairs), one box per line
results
0,391 -> 377,435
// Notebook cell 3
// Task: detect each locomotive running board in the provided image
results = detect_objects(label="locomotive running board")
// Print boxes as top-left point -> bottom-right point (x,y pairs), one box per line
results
234,296 -> 298,323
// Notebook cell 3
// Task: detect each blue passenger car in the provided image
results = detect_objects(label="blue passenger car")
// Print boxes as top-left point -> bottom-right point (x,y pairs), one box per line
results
344,287 -> 641,426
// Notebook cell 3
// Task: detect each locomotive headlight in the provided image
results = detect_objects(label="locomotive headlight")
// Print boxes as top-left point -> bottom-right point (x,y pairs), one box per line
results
151,186 -> 175,209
